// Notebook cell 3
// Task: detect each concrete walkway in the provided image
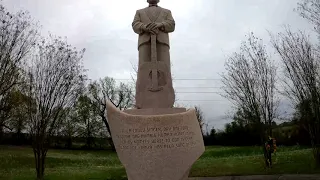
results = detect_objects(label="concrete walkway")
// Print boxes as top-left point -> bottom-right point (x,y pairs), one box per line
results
189,174 -> 320,180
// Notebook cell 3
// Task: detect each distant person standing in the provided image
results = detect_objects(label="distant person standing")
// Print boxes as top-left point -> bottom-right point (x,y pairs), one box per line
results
264,136 -> 276,167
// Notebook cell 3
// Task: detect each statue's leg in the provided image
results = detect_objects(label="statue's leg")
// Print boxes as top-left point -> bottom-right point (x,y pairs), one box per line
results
156,43 -> 175,104
136,42 -> 151,109
157,43 -> 171,72
138,42 -> 151,67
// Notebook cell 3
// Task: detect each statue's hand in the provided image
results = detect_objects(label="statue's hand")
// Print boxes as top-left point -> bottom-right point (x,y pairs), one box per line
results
141,23 -> 159,35
141,24 -> 151,33
150,28 -> 159,35
142,23 -> 162,35
148,23 -> 164,31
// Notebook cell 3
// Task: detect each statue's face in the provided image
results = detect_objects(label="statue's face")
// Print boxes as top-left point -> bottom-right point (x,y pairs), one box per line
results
147,0 -> 159,4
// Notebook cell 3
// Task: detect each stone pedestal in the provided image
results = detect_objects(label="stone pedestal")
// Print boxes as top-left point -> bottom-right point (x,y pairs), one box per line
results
106,101 -> 205,180
124,107 -> 186,115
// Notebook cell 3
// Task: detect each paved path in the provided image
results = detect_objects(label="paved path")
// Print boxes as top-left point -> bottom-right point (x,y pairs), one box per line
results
189,174 -> 320,180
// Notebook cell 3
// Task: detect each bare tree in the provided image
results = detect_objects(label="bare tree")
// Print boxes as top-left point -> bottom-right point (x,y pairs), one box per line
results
271,28 -> 320,166
194,105 -> 205,135
221,32 -> 278,144
87,77 -> 133,150
297,0 -> 320,36
0,4 -> 38,132
25,35 -> 86,180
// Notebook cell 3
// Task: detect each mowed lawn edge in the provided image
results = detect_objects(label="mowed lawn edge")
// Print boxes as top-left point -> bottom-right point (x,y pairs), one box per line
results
0,146 -> 319,180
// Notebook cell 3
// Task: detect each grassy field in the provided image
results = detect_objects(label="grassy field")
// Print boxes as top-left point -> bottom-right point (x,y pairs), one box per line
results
0,145 -> 319,180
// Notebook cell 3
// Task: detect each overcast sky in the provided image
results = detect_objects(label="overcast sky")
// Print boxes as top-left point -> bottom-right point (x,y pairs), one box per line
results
2,0 -> 316,130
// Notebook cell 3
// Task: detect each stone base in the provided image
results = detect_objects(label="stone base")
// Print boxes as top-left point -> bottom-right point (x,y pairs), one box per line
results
106,102 -> 205,180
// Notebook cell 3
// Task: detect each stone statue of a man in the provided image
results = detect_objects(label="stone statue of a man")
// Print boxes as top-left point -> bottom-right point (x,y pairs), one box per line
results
132,0 -> 176,109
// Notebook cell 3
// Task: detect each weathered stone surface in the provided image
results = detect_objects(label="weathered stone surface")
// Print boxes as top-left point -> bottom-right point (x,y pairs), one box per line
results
106,101 -> 205,180
132,2 -> 176,109
124,107 -> 186,115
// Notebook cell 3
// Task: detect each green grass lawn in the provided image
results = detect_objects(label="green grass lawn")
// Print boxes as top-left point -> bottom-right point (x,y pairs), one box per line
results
0,145 -> 319,180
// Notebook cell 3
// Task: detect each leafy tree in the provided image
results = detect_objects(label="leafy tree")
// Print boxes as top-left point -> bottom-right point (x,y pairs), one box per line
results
210,127 -> 216,137
75,95 -> 103,149
7,89 -> 31,144
87,77 -> 133,150
53,107 -> 79,149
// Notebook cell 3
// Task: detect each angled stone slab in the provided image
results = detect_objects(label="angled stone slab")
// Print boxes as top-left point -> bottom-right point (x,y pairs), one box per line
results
106,102 -> 205,180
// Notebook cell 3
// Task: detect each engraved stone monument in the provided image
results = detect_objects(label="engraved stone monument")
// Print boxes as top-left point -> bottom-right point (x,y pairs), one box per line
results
106,0 -> 205,180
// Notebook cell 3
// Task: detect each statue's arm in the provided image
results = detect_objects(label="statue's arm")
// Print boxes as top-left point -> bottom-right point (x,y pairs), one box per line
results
161,10 -> 175,33
132,10 -> 145,34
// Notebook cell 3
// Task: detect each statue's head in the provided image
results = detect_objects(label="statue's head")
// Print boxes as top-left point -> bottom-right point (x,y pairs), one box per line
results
147,0 -> 159,5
